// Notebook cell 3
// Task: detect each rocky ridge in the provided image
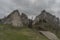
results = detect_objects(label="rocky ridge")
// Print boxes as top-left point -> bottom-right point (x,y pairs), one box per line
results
1,10 -> 29,27
0,10 -> 60,31
33,10 -> 60,33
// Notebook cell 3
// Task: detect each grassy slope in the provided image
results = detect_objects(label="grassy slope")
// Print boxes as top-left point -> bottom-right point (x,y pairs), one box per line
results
0,24 -> 49,40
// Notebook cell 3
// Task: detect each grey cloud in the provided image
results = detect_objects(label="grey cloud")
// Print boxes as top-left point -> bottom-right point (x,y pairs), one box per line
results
0,0 -> 60,19
12,0 -> 56,16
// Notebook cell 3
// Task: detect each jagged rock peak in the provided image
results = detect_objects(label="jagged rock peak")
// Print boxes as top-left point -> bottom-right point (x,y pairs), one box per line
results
2,9 -> 24,27
20,13 -> 29,26
40,10 -> 53,16
21,13 -> 28,19
11,10 -> 20,14
33,10 -> 60,31
1,9 -> 31,27
12,10 -> 19,13
7,10 -> 20,18
41,10 -> 46,13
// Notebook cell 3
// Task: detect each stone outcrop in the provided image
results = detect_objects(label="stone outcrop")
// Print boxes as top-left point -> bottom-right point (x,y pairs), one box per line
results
33,10 -> 60,32
20,13 -> 29,26
2,10 -> 29,27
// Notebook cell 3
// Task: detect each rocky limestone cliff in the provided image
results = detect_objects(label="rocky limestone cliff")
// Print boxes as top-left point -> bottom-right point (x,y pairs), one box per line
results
33,10 -> 60,33
20,13 -> 29,26
2,10 -> 29,27
0,10 -> 60,32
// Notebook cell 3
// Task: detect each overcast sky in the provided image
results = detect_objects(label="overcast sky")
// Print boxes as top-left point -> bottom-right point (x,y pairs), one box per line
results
0,0 -> 60,19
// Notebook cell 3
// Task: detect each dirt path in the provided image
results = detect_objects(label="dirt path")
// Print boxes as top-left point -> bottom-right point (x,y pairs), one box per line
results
39,31 -> 59,40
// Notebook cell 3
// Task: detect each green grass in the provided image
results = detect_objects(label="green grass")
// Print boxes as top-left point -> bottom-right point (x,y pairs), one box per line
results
56,32 -> 60,39
0,24 -> 49,40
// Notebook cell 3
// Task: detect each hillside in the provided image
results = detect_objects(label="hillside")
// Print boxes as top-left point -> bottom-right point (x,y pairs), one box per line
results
0,24 -> 49,40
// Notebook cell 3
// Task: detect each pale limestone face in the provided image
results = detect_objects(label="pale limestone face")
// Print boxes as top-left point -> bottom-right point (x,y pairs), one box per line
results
3,10 -> 29,27
11,12 -> 23,27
